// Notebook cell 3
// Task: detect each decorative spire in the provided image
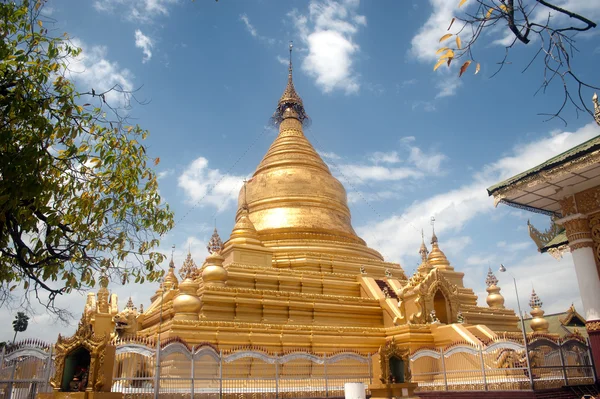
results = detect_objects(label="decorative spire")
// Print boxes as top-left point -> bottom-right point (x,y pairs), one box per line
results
180,251 -> 198,280
427,217 -> 453,270
485,267 -> 505,309
228,207 -> 263,246
419,229 -> 429,261
169,245 -> 175,269
163,251 -> 179,290
485,267 -> 499,287
529,288 -> 543,309
99,268 -> 109,289
207,228 -> 224,254
271,42 -> 309,127
125,297 -> 136,310
416,230 -> 433,275
593,93 -> 600,126
529,288 -> 549,333
430,216 -> 438,245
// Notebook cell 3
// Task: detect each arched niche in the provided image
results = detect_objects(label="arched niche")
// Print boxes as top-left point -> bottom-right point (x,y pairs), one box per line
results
389,356 -> 405,383
61,346 -> 91,392
433,290 -> 450,324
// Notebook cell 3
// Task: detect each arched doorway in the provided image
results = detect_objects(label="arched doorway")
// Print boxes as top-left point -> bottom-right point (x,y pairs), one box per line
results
433,290 -> 449,324
61,347 -> 91,392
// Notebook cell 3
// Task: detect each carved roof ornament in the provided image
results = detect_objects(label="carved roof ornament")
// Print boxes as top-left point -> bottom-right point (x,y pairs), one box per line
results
430,217 -> 438,246
594,93 -> 600,126
419,229 -> 429,261
485,267 -> 499,287
529,288 -> 543,309
163,251 -> 179,290
180,250 -> 199,279
207,227 -> 224,254
271,42 -> 310,127
125,297 -> 136,311
427,217 -> 452,270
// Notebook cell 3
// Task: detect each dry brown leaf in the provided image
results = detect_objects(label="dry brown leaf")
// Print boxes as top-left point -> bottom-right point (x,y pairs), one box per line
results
459,60 -> 472,77
475,62 -> 481,75
447,17 -> 456,31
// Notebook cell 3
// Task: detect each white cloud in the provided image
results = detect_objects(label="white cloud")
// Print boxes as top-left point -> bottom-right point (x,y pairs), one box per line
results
408,146 -> 446,174
240,14 -> 276,45
358,122 -> 600,266
435,74 -> 462,98
134,30 -> 154,63
497,241 -> 532,252
348,190 -> 396,204
318,150 -> 342,160
412,100 -> 437,112
338,164 -> 423,182
240,14 -> 258,37
178,157 -> 247,211
495,252 -> 583,316
329,139 -> 447,185
368,151 -> 401,164
410,0 -> 458,64
94,0 -> 178,22
65,39 -> 135,106
291,0 -> 365,94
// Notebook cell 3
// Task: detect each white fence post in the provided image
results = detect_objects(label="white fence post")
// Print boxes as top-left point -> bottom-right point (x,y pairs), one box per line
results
440,347 -> 448,391
324,355 -> 329,398
219,350 -> 223,399
275,360 -> 279,399
191,345 -> 195,399
45,346 -> 54,392
558,341 -> 569,386
479,347 -> 487,391
154,339 -> 161,399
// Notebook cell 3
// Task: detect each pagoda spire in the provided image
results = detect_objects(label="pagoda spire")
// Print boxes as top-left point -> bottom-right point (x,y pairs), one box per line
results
271,42 -> 309,127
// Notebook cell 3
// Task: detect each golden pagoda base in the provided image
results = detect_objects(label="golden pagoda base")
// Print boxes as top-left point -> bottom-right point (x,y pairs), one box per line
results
37,393 -> 123,399
368,382 -> 419,399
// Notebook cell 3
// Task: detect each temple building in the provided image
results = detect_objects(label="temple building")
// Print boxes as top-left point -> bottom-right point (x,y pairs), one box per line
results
85,49 -> 523,355
487,94 -> 600,375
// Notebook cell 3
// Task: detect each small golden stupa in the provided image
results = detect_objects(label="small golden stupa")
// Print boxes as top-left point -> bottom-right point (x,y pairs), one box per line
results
87,46 -> 520,354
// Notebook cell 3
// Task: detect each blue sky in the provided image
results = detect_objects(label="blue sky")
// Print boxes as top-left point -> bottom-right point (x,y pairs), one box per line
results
5,0 -> 600,342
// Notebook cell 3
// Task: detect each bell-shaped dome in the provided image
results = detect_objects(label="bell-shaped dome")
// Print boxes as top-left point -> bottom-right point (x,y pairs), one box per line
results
234,53 -> 382,261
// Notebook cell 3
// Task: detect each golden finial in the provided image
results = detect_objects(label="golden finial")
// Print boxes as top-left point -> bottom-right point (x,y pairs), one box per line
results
430,216 -> 438,245
207,227 -> 224,254
485,267 -> 499,287
125,297 -> 136,311
242,179 -> 249,211
529,287 -> 549,333
99,268 -> 109,288
593,93 -> 600,126
169,244 -> 175,269
180,250 -> 198,279
485,267 -> 505,309
529,288 -> 543,309
418,229 -> 429,261
271,42 -> 309,127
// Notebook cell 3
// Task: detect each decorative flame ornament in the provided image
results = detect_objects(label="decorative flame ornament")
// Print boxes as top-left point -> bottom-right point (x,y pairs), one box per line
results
207,228 -> 224,254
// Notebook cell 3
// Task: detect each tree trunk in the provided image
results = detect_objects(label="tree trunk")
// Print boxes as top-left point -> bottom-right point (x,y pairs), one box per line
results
12,330 -> 17,344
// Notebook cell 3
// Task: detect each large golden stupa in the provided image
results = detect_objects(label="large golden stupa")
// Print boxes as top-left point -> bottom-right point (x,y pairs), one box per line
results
85,51 -> 520,355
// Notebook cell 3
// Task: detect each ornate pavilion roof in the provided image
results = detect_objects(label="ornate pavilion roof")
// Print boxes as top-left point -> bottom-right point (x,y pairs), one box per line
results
486,134 -> 600,216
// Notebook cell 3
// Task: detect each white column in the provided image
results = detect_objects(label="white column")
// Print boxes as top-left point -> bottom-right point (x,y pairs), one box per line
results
559,212 -> 600,322
571,246 -> 600,321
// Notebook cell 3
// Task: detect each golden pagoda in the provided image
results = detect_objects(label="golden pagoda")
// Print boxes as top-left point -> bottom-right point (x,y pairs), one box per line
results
94,47 -> 521,355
